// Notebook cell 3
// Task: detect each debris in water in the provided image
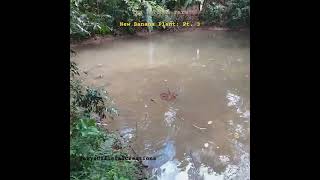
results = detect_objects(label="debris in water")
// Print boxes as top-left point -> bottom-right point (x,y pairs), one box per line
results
208,121 -> 213,125
97,64 -> 103,66
202,65 -> 206,67
160,88 -> 177,101
219,155 -> 230,163
217,146 -> 220,149
164,108 -> 176,126
208,141 -> 216,145
196,49 -> 200,59
204,143 -> 209,148
179,116 -> 185,121
144,104 -> 148,108
192,124 -> 206,130
164,79 -> 168,82
190,62 -> 199,67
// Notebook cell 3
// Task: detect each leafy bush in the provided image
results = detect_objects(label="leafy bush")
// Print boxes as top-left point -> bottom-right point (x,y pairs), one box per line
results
200,2 -> 226,25
163,0 -> 199,11
70,0 -> 178,39
150,1 -> 171,22
225,0 -> 250,27
70,57 -> 144,179
70,118 -> 142,180
200,0 -> 250,27
70,0 -> 113,40
70,59 -> 118,121
70,0 -> 249,40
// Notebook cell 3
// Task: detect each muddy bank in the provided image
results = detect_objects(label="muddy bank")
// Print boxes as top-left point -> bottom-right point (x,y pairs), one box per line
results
70,26 -> 249,48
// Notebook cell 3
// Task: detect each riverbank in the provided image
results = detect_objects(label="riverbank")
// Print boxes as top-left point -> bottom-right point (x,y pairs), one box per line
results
71,26 -> 249,48
70,59 -> 149,179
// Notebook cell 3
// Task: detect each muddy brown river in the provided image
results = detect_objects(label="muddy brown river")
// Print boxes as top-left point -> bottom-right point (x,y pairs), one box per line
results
74,29 -> 250,180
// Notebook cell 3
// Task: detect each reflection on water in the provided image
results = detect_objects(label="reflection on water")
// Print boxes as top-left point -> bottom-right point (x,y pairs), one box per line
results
144,140 -> 176,169
149,40 -> 154,65
74,29 -> 250,179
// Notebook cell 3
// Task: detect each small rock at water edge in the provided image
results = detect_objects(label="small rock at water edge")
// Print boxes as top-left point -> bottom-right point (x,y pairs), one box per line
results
97,64 -> 103,66
208,121 -> 213,125
164,79 -> 168,82
145,104 -> 148,108
204,143 -> 209,148
202,65 -> 206,67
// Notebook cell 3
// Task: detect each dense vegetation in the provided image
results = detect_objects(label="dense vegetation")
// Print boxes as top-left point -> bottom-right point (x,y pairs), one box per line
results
70,54 -> 146,180
70,0 -> 250,178
200,0 -> 249,27
70,0 -> 250,40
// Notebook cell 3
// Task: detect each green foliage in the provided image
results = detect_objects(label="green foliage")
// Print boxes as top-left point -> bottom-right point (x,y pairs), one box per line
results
70,0 -> 145,39
201,2 -> 226,25
70,59 -> 143,180
70,118 -> 142,180
71,85 -> 119,120
164,0 -> 177,11
70,0 -> 112,40
70,0 -> 249,40
70,119 -> 104,157
200,0 -> 249,27
70,0 -> 185,39
225,0 -> 250,27
70,61 -> 119,121
149,1 -> 171,22
163,0 -> 199,11
111,0 -> 142,34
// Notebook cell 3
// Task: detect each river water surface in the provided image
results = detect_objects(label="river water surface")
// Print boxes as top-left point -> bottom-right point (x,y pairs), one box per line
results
74,29 -> 250,180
